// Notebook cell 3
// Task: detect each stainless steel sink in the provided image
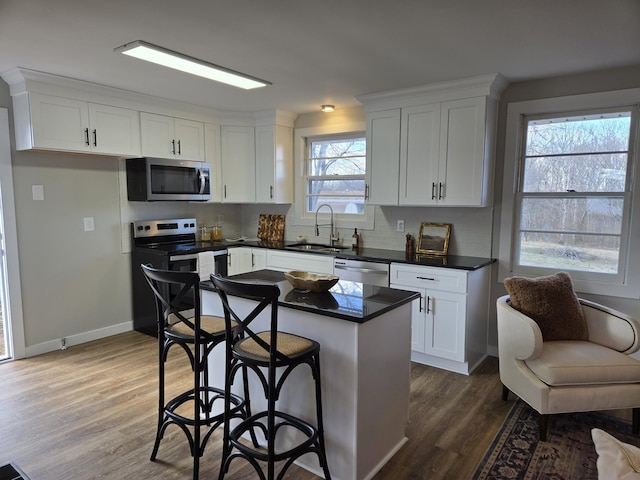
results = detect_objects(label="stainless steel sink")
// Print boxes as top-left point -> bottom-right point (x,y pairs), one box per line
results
285,243 -> 348,253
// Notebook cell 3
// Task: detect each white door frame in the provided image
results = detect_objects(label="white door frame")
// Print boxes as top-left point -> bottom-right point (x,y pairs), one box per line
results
0,108 -> 25,359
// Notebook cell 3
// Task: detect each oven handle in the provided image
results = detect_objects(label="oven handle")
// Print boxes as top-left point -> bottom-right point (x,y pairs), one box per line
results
169,254 -> 199,262
169,250 -> 227,263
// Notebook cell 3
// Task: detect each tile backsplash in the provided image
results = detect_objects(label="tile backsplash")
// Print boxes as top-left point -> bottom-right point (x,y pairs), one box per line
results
239,204 -> 494,258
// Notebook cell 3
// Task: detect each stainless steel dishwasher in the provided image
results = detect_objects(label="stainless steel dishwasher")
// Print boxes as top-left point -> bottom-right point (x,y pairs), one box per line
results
333,258 -> 390,286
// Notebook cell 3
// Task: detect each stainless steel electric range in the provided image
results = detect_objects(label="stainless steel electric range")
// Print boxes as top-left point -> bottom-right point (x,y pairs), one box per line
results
130,218 -> 227,336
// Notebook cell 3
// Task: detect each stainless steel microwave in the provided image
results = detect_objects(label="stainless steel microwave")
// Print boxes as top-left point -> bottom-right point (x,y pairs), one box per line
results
126,157 -> 211,201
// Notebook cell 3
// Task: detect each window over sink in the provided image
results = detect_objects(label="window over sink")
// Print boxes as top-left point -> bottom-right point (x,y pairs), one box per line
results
292,119 -> 373,232
305,133 -> 366,215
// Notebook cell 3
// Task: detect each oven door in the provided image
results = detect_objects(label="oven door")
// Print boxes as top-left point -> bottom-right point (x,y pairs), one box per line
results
168,253 -> 199,309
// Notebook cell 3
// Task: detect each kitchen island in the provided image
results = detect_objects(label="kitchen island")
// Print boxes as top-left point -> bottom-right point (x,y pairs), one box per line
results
201,270 -> 419,480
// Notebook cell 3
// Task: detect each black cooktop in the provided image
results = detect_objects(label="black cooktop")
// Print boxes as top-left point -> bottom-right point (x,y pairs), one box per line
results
134,241 -> 228,255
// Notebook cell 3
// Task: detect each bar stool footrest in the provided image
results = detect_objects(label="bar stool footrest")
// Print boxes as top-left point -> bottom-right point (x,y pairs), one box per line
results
230,410 -> 319,462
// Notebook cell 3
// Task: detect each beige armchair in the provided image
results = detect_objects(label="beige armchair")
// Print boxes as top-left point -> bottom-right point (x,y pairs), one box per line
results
497,295 -> 640,441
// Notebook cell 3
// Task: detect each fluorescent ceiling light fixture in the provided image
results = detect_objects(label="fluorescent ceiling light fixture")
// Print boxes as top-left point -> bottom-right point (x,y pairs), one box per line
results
114,40 -> 271,90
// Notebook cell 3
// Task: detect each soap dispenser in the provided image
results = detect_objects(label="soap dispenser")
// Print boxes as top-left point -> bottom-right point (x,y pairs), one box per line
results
351,228 -> 360,250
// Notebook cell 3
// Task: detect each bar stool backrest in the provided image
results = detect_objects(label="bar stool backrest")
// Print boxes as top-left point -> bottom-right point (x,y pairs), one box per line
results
141,264 -> 202,335
211,275 -> 290,363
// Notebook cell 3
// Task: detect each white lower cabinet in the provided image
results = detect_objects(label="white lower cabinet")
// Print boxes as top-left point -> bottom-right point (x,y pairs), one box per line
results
227,247 -> 267,276
266,250 -> 333,275
390,263 -> 489,375
251,248 -> 267,271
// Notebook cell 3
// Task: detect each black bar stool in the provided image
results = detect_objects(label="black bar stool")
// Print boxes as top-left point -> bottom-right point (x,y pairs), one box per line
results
211,274 -> 331,480
141,265 -> 251,480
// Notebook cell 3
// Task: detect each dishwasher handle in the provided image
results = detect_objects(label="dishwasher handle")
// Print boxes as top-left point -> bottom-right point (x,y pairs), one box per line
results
334,265 -> 388,274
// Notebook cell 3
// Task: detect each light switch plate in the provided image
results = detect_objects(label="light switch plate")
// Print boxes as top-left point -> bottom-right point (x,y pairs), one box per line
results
397,220 -> 405,232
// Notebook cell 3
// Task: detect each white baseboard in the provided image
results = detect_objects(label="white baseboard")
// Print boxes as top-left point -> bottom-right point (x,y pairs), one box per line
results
25,321 -> 134,357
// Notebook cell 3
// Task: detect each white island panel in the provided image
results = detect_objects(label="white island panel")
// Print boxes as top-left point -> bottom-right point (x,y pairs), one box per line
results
201,289 -> 412,480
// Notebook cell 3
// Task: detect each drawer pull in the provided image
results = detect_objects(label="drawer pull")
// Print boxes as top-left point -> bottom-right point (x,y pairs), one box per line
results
416,276 -> 435,281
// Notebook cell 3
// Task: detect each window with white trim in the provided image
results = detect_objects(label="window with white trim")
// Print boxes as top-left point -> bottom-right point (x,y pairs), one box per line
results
305,133 -> 366,215
513,107 -> 636,283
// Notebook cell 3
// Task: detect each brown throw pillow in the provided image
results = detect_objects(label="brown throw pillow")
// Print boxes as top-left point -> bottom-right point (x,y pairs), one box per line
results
504,272 -> 588,341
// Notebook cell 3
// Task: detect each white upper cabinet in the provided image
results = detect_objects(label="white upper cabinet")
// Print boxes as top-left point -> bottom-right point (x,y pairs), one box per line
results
437,97 -> 489,206
255,124 -> 293,204
14,92 -> 141,156
1,68 -> 295,202
88,103 -> 141,156
365,109 -> 401,205
204,123 -> 223,202
140,112 -> 205,161
399,102 -> 441,205
220,125 -> 256,203
359,74 -> 507,207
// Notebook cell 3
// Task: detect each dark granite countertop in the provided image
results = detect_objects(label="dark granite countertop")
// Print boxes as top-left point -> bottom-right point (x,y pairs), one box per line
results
207,240 -> 494,271
201,270 -> 420,323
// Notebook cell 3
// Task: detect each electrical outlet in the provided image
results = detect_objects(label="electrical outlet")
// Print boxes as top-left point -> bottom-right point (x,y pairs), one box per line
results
32,185 -> 44,201
83,217 -> 95,232
397,220 -> 405,232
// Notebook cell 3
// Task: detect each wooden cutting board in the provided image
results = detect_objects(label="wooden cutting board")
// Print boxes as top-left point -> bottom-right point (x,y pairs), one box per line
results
257,214 -> 285,242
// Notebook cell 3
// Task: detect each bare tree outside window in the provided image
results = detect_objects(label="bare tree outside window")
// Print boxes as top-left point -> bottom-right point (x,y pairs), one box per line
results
306,135 -> 366,214
516,110 -> 632,274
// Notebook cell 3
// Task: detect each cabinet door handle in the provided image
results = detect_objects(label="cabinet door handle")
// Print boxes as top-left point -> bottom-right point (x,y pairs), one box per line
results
439,182 -> 444,200
251,253 -> 255,267
431,182 -> 436,200
177,140 -> 181,155
270,185 -> 273,199
92,129 -> 97,147
171,139 -> 176,155
224,185 -> 227,198
426,296 -> 431,314
365,184 -> 370,200
84,128 -> 90,146
416,276 -> 435,281
419,295 -> 423,312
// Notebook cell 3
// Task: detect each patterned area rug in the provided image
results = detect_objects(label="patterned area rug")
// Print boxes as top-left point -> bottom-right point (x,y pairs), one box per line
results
472,399 -> 640,480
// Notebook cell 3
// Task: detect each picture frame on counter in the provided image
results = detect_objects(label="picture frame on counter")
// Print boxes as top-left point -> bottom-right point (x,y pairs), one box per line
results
415,254 -> 448,265
417,222 -> 451,255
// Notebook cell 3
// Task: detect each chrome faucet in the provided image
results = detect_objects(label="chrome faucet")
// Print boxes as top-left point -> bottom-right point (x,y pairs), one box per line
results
315,203 -> 339,246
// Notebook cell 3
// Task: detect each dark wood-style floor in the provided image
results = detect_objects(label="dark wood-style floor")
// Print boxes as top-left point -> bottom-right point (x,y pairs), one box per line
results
0,331 -> 511,479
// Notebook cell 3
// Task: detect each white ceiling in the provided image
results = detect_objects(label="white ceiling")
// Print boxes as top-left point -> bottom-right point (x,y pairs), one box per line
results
1,0 -> 639,115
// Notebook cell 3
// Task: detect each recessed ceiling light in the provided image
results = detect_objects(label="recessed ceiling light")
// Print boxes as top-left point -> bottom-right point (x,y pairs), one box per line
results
114,40 -> 271,90
321,105 -> 335,112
